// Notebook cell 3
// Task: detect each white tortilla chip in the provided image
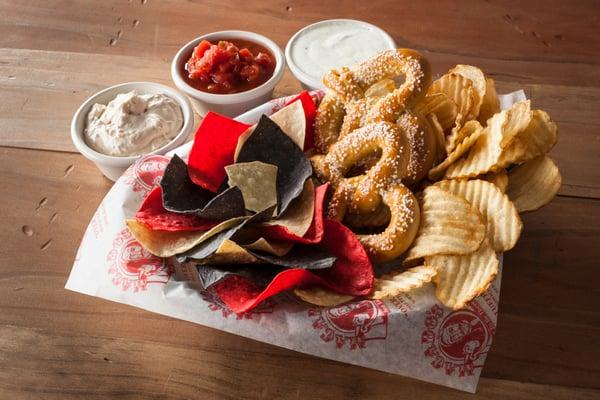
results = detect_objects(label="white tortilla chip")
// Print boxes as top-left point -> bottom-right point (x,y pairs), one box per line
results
245,237 -> 294,256
269,100 -> 306,149
225,161 -> 278,213
263,179 -> 314,237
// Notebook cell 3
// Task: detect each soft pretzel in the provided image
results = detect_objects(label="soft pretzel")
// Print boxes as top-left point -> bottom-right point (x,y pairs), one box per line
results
398,111 -> 438,186
315,49 -> 432,153
323,121 -> 410,214
328,178 -> 420,263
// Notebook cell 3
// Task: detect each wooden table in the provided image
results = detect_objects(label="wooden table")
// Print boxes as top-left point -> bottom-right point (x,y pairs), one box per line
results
1,1 -> 599,398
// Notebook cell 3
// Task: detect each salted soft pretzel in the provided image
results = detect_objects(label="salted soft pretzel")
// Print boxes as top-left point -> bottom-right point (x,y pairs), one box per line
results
328,178 -> 420,263
397,111 -> 438,186
323,121 -> 410,214
315,48 -> 432,153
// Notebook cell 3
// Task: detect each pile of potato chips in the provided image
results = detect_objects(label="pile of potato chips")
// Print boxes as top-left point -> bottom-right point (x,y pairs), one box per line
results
367,65 -> 561,309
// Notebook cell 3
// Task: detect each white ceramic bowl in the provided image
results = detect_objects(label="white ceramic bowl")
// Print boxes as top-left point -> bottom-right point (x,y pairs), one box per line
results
171,31 -> 285,117
71,82 -> 194,181
285,19 -> 397,91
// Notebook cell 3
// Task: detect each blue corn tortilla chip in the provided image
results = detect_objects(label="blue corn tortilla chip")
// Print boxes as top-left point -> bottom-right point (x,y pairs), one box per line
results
236,115 -> 312,215
246,246 -> 336,270
160,154 -> 245,220
195,264 -> 279,289
176,206 -> 276,263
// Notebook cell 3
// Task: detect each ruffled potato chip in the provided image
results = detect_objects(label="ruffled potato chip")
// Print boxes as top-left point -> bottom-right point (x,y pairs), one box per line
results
445,101 -> 532,179
478,78 -> 500,125
428,120 -> 484,180
498,109 -> 557,167
293,286 -> 355,307
405,186 -> 486,262
415,92 -> 458,131
436,179 -> 522,252
364,78 -> 396,98
484,169 -> 508,193
426,113 -> 448,162
428,73 -> 478,124
370,265 -> 437,299
449,64 -> 486,118
427,239 -> 499,309
507,156 -> 562,212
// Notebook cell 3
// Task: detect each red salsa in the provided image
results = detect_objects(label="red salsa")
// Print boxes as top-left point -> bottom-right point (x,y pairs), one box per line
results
182,39 -> 275,94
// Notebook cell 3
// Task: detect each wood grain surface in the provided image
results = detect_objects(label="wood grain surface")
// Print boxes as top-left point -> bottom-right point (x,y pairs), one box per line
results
1,1 -> 599,399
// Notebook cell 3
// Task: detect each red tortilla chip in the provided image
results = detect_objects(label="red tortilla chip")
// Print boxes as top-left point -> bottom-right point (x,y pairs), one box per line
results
213,210 -> 374,313
135,186 -> 219,232
285,91 -> 317,151
188,112 -> 251,192
260,183 -> 328,244
315,219 -> 374,296
214,269 -> 320,314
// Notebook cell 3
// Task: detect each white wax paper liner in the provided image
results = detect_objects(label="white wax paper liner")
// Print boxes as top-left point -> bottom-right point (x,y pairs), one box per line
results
66,90 -> 526,393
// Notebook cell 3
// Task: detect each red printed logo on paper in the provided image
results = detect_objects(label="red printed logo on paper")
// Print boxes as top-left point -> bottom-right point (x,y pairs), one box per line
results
309,300 -> 389,350
201,289 -> 274,320
123,155 -> 169,194
107,228 -> 171,291
421,304 -> 494,377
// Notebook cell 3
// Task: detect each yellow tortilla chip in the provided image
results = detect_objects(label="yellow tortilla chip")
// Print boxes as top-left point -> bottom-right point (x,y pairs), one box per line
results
233,125 -> 255,162
245,237 -> 294,256
199,239 -> 259,264
263,179 -> 315,237
294,287 -> 355,307
126,217 -> 248,258
269,100 -> 306,149
225,161 -> 278,213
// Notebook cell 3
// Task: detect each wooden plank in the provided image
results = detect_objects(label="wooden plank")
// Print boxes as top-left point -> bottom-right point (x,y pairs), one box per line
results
1,0 -> 598,83
0,324 -> 598,400
1,147 -> 599,390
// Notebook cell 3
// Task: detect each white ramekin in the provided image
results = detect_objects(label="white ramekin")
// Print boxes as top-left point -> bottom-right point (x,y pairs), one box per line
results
71,82 -> 194,182
171,31 -> 285,117
285,19 -> 397,91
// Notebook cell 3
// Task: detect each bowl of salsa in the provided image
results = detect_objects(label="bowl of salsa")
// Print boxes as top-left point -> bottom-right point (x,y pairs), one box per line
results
171,31 -> 285,117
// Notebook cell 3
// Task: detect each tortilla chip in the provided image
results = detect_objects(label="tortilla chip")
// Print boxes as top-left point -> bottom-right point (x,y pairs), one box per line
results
269,100 -> 306,149
247,245 -> 336,270
245,237 -> 293,256
188,112 -> 251,192
260,183 -> 328,244
233,125 -> 255,162
225,161 -> 278,213
126,217 -> 247,258
135,186 -> 219,231
262,179 -> 314,237
176,206 -> 276,263
237,115 -> 312,215
161,155 -> 246,220
285,91 -> 318,150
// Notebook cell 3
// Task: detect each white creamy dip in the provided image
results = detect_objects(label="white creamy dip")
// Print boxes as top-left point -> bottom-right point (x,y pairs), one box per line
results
289,20 -> 395,87
84,90 -> 183,157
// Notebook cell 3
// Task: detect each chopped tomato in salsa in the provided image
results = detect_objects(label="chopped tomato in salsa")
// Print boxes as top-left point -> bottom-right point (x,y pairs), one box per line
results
184,39 -> 275,94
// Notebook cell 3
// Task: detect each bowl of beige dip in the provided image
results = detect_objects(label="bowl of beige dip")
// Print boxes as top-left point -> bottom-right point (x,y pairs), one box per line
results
71,82 -> 193,181
285,19 -> 397,91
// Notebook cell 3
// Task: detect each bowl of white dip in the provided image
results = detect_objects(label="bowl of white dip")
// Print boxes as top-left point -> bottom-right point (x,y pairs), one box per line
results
71,82 -> 193,181
285,19 -> 397,91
